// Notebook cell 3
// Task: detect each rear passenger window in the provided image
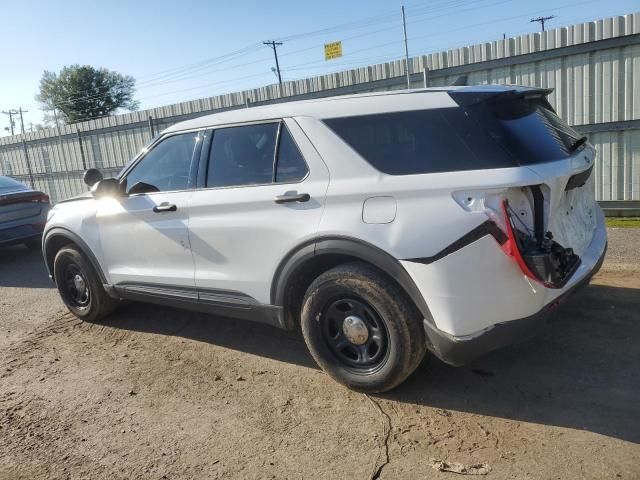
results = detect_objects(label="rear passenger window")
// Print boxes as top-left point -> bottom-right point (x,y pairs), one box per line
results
275,126 -> 308,182
207,123 -> 278,188
207,122 -> 308,188
324,109 -> 515,175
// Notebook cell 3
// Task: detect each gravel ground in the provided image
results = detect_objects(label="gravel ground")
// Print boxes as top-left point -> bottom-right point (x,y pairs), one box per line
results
604,227 -> 640,265
0,228 -> 638,479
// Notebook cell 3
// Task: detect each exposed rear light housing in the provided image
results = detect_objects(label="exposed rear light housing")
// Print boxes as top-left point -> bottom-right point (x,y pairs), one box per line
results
500,199 -> 580,289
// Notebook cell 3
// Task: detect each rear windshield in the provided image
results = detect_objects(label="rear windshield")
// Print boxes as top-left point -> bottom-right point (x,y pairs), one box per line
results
323,91 -> 584,175
461,91 -> 584,166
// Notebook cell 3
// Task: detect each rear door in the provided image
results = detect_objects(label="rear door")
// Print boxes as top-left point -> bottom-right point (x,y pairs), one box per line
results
188,118 -> 329,304
96,130 -> 202,288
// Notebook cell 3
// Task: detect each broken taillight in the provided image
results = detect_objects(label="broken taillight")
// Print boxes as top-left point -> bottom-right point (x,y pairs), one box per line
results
500,199 -> 580,289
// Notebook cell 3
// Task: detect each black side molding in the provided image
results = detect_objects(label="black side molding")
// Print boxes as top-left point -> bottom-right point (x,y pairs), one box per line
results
115,282 -> 284,328
404,221 -> 507,265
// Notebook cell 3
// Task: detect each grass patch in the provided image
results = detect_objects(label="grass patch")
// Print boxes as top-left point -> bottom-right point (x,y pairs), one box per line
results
606,217 -> 640,228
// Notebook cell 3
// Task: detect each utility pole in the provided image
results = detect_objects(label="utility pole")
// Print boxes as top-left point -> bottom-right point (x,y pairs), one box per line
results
530,15 -> 555,32
401,5 -> 410,89
17,107 -> 28,134
263,40 -> 283,85
1,109 -> 17,136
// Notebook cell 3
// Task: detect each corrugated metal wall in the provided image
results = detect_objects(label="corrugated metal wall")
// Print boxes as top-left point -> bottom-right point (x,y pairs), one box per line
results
1,11 -> 638,203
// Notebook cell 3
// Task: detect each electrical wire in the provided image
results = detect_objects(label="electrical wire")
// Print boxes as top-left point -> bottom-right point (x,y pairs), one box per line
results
40,0 -> 598,112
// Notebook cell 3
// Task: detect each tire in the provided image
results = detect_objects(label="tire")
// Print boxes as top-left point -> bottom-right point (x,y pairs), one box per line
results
23,236 -> 42,251
53,246 -> 118,322
300,262 -> 426,393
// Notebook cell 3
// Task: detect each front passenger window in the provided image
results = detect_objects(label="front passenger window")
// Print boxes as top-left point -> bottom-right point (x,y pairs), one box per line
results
124,133 -> 198,195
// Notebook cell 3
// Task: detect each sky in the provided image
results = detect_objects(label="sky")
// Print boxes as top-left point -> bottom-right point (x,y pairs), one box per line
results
0,0 -> 637,135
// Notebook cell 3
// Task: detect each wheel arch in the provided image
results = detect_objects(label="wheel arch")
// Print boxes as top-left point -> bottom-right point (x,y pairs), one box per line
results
271,236 -> 433,330
43,228 -> 108,285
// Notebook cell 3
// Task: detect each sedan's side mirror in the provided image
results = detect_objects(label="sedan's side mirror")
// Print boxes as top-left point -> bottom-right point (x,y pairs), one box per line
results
83,168 -> 103,187
93,178 -> 124,198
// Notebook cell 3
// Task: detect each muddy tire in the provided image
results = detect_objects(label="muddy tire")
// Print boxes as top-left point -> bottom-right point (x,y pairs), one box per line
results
53,246 -> 118,322
300,262 -> 426,393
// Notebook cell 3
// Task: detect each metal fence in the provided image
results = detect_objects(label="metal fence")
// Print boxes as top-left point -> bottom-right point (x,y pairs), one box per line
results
1,11 -> 639,203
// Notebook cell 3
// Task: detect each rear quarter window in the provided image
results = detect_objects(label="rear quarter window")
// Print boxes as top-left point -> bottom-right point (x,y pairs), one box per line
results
324,109 -> 515,175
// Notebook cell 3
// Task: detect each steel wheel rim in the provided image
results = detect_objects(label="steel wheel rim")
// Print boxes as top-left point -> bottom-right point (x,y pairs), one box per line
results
63,264 -> 90,308
320,296 -> 389,373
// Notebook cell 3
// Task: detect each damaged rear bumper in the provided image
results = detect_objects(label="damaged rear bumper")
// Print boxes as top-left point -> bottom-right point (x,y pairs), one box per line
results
423,239 -> 607,367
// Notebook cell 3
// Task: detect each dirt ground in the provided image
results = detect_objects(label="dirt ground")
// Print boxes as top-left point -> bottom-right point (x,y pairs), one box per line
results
1,229 -> 639,480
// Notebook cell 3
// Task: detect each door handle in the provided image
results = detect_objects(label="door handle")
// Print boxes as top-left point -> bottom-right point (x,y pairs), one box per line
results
274,192 -> 310,204
153,202 -> 177,213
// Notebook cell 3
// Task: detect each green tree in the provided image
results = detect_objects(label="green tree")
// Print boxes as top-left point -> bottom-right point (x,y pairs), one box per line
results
36,65 -> 139,123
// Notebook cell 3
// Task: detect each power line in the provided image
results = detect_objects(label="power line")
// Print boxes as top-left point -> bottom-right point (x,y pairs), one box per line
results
530,15 -> 556,31
17,108 -> 28,134
1,110 -> 17,136
402,5 -> 411,89
28,0 -> 593,115
38,0 -> 497,106
263,41 -> 284,85
30,0 -> 507,111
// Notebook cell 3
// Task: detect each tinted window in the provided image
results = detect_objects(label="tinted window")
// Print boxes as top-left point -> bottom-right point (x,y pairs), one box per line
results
450,91 -> 584,165
124,133 -> 197,194
325,109 -> 515,175
207,123 -> 278,187
275,126 -> 308,182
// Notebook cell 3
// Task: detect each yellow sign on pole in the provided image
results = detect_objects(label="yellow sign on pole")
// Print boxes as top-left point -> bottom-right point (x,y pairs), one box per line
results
324,41 -> 343,61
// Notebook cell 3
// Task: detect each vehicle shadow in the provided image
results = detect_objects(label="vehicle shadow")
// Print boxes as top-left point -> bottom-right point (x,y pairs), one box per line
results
0,244 -> 53,289
103,302 -> 317,369
386,283 -> 640,444
102,283 -> 640,444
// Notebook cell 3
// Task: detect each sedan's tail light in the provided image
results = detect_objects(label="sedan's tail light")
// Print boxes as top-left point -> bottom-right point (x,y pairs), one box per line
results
0,192 -> 50,206
32,193 -> 50,204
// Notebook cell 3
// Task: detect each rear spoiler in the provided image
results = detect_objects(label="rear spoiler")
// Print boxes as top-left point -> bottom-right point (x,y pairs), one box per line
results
448,88 -> 553,107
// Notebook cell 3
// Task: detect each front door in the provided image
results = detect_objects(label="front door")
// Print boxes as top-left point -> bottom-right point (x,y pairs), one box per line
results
96,130 -> 201,288
188,119 -> 329,304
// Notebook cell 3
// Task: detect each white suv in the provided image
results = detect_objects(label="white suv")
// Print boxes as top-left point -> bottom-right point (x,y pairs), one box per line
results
43,86 -> 607,392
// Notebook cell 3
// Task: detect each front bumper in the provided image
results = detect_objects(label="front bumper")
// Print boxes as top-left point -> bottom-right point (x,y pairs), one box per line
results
423,241 -> 607,366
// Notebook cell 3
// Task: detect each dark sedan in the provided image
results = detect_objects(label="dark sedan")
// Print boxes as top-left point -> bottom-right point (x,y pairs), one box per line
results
0,176 -> 50,250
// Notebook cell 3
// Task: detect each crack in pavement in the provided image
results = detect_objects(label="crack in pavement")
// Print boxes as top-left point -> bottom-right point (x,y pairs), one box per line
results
365,395 -> 392,480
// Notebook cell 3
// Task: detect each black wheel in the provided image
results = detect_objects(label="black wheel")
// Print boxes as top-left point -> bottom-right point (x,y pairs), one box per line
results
301,262 -> 426,393
23,236 -> 42,251
53,247 -> 118,322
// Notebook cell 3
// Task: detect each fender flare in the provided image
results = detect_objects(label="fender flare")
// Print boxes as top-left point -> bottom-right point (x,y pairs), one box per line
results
43,227 -> 108,285
270,235 -> 434,325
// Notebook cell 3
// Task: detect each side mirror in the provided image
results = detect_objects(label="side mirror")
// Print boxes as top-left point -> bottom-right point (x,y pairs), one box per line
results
93,178 -> 123,198
83,168 -> 103,187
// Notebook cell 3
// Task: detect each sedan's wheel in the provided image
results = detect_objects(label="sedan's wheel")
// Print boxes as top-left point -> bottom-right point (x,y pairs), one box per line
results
54,246 -> 118,322
301,262 -> 426,393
